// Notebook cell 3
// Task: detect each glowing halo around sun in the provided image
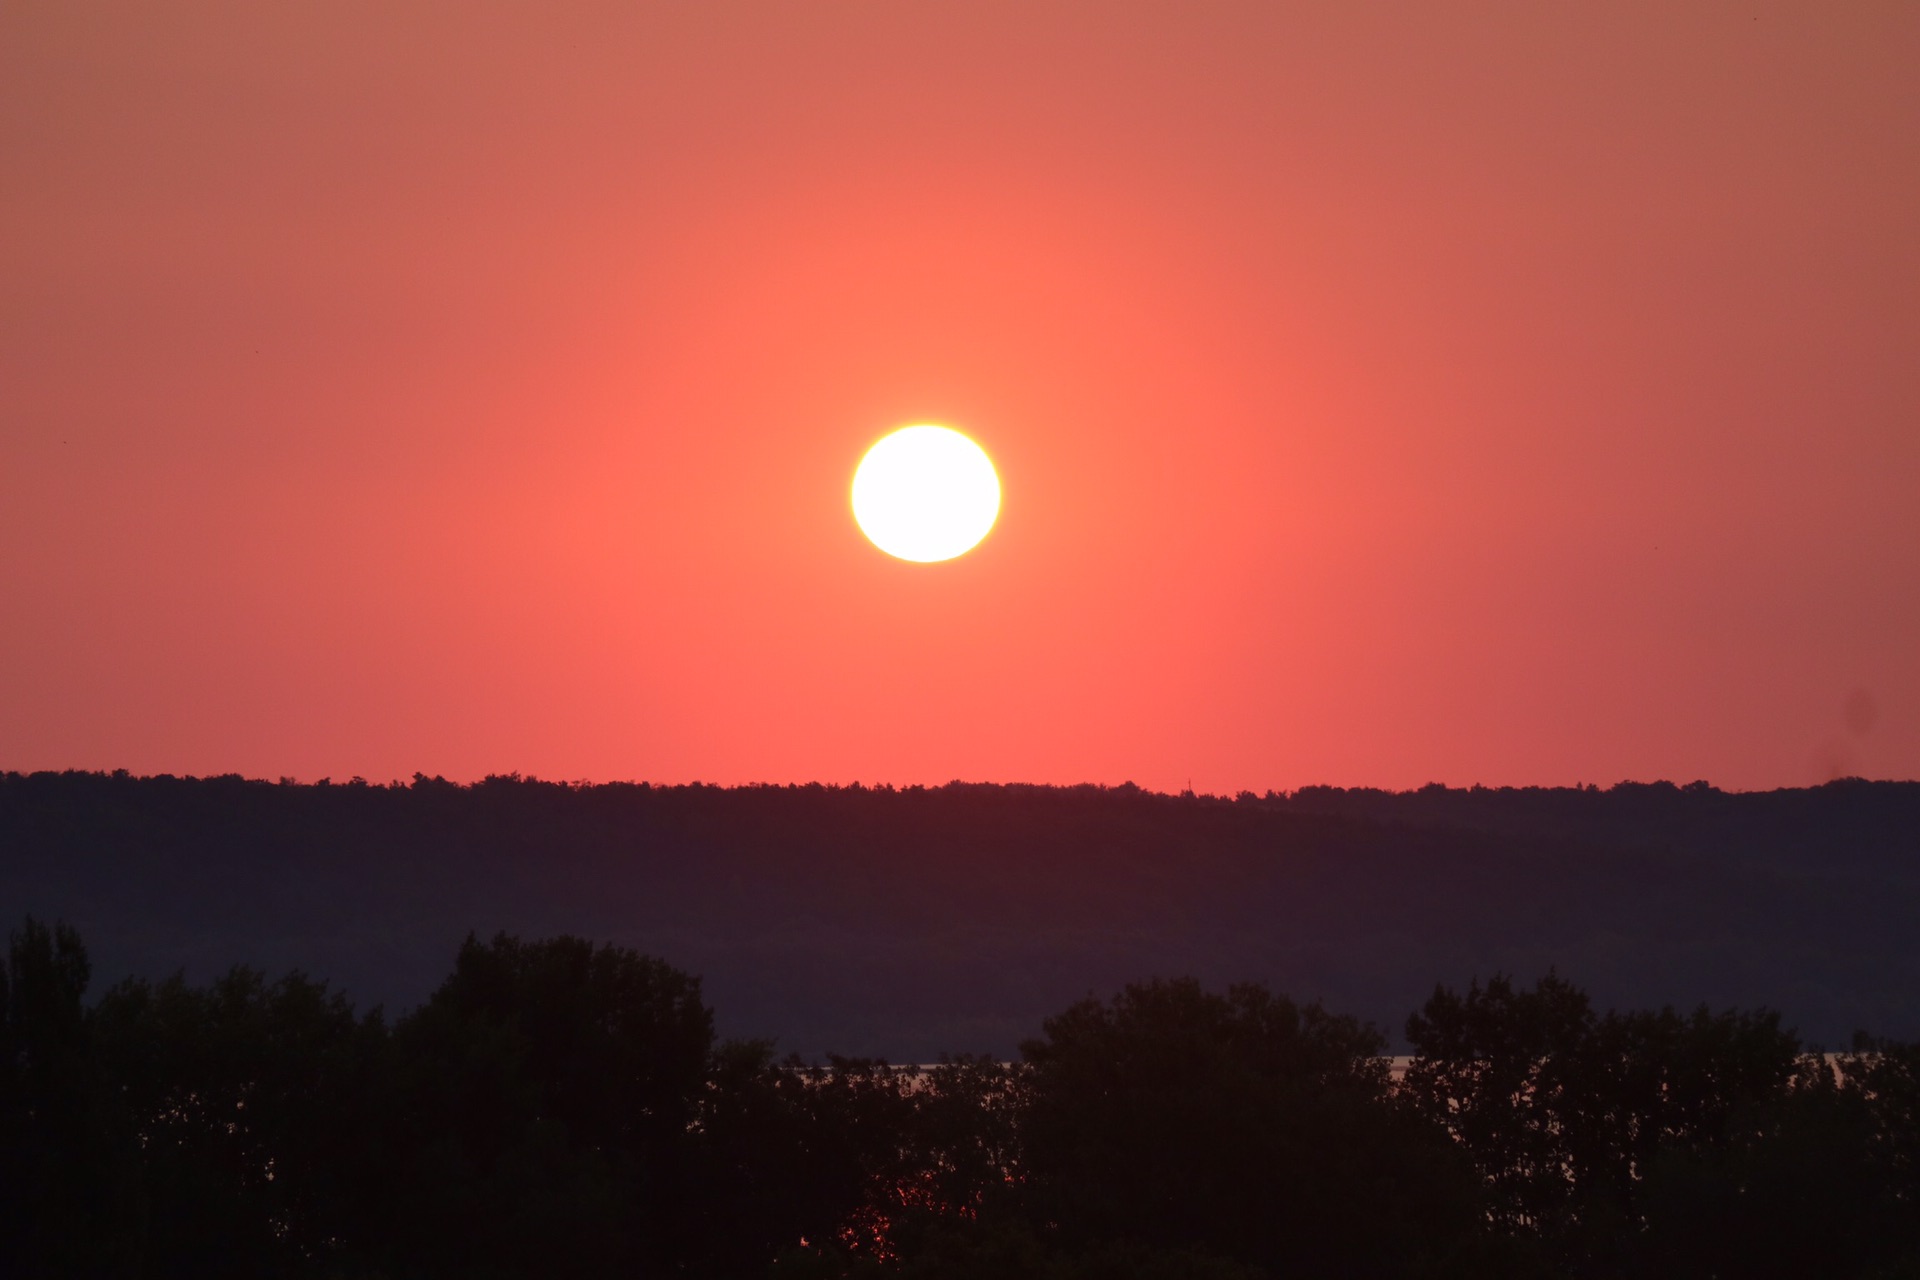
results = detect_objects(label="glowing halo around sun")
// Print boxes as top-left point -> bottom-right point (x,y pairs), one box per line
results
851,425 -> 1001,562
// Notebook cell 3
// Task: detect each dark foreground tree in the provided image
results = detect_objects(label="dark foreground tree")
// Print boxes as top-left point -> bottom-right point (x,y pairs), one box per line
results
0,918 -> 140,1278
1630,1057 -> 1905,1278
89,966 -> 383,1279
12,914 -> 1920,1279
693,1049 -> 923,1271
369,932 -> 717,1278
1402,973 -> 1920,1278
1014,978 -> 1490,1279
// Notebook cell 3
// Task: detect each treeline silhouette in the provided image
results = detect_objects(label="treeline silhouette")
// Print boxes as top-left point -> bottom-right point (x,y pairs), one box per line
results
4,772 -> 1918,1056
4,918 -> 1918,1279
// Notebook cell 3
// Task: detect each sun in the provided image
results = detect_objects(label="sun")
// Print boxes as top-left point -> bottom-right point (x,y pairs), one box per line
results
851,425 -> 1001,563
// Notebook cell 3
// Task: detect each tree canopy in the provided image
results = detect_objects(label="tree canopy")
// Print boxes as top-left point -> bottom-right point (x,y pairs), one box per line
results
4,919 -> 1919,1279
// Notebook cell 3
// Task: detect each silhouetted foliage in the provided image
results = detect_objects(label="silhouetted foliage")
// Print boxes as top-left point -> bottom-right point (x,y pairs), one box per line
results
6,914 -> 1920,1278
1014,979 -> 1487,1279
1632,1060 -> 1902,1278
0,918 -> 140,1278
372,932 -> 717,1277
90,966 -> 382,1277
1403,973 -> 1920,1278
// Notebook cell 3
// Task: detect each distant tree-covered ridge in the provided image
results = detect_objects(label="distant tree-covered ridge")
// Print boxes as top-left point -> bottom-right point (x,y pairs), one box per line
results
4,918 -> 1919,1278
3,770 -> 1916,1056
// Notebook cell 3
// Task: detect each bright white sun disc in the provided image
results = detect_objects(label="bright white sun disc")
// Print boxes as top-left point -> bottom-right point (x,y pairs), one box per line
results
851,425 -> 1001,562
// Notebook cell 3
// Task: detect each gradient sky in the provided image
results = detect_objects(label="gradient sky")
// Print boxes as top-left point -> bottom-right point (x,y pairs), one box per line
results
3,2 -> 1916,792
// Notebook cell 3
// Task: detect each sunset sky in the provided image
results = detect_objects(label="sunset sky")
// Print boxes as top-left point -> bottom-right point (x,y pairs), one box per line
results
3,2 -> 1916,792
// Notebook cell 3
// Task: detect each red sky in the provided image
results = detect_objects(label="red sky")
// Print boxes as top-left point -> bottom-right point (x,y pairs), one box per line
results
3,2 -> 1916,792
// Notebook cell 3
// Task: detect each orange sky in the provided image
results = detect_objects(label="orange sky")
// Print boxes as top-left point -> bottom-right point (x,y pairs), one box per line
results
3,2 -> 1916,792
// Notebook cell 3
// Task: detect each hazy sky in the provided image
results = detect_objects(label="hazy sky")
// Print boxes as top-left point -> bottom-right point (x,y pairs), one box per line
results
3,2 -> 1916,791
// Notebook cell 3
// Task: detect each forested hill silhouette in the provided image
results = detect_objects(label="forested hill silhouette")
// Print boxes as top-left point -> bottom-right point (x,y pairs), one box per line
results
3,771 -> 1916,1057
